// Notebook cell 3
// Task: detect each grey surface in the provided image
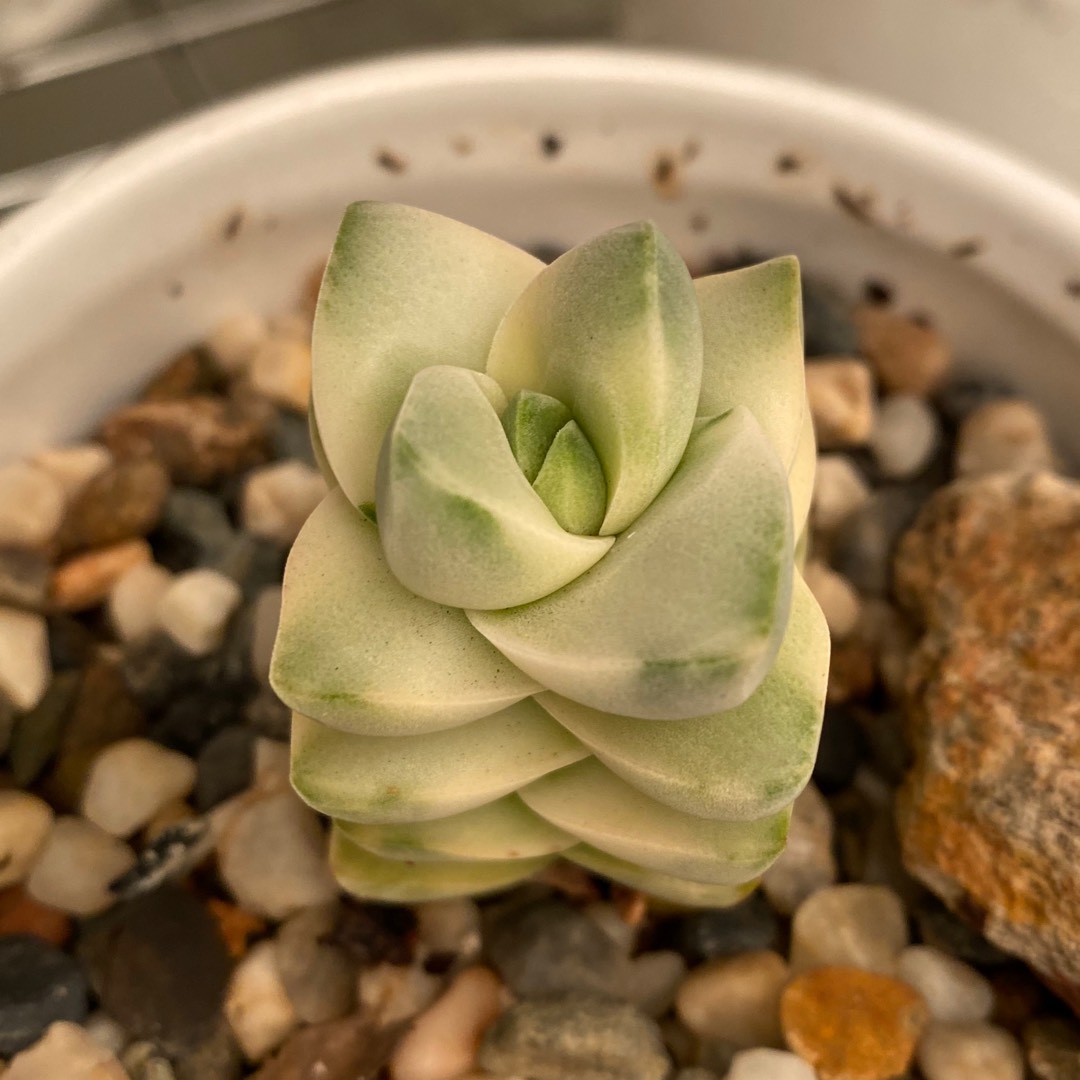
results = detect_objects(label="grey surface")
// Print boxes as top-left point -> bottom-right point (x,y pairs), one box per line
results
0,0 -> 620,213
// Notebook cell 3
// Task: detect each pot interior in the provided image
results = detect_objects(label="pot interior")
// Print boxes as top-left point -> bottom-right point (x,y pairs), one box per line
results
2,48 -> 1079,461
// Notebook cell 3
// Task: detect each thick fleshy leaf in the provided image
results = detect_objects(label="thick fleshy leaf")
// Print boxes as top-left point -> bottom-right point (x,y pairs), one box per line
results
695,256 -> 806,469
536,571 -> 829,820
270,488 -> 539,734
502,390 -> 571,483
468,407 -> 793,720
335,795 -> 574,863
312,202 -> 543,505
788,403 -> 816,536
521,759 -> 789,885
486,221 -> 703,535
290,700 -> 588,824
376,366 -> 613,610
531,421 -> 607,535
566,845 -> 759,908
331,828 -> 552,903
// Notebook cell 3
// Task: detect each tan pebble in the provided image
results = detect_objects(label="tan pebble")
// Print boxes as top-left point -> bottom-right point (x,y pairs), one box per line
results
31,443 -> 112,501
954,399 -> 1056,477
390,966 -> 505,1080
812,454 -> 871,534
0,790 -> 54,889
224,939 -> 299,1062
781,966 -> 929,1080
805,360 -> 876,448
917,1021 -> 1024,1080
359,961 -> 442,1026
675,949 -> 789,1047
241,461 -> 326,545
0,462 -> 65,549
762,782 -> 838,915
854,305 -> 952,396
0,607 -> 51,710
207,311 -> 269,373
143,797 -> 196,843
249,337 -> 312,412
50,539 -> 151,611
4,1020 -> 127,1079
803,561 -> 861,640
107,561 -> 172,642
826,637 -> 877,704
157,568 -> 242,656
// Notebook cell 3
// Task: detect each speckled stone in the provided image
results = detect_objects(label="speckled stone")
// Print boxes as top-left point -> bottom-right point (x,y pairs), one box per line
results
781,966 -> 928,1080
894,471 -> 1080,1010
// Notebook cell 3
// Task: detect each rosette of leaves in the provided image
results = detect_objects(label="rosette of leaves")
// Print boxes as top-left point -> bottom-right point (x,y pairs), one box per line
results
271,202 -> 829,906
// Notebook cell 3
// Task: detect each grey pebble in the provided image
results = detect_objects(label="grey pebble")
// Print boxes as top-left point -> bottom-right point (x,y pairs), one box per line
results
195,725 -> 256,811
154,487 -> 236,571
677,892 -> 781,964
830,486 -> 927,594
803,277 -> 859,356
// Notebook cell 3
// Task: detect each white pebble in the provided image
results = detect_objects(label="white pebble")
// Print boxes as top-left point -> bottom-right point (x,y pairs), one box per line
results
389,966 -> 504,1080
108,562 -> 172,642
81,737 -> 197,837
803,561 -> 861,641
25,816 -> 135,916
216,789 -> 338,919
675,950 -> 789,1047
82,1012 -> 128,1057
158,568 -> 242,656
726,1047 -> 817,1080
0,462 -> 65,549
224,939 -> 299,1062
897,945 -> 994,1023
0,607 -> 51,711
32,443 -> 112,502
917,1022 -> 1024,1080
249,586 -> 282,685
4,1021 -> 127,1080
869,394 -> 940,478
359,962 -> 442,1026
761,782 -> 837,915
790,883 -> 908,974
627,950 -> 687,1017
805,359 -> 876,448
955,399 -> 1056,477
812,454 -> 871,534
0,790 -> 54,889
248,336 -> 312,412
275,903 -> 357,1023
415,897 -> 483,962
207,311 -> 269,373
241,461 -> 326,546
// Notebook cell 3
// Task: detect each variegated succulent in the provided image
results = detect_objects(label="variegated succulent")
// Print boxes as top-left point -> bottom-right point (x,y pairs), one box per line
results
270,202 -> 829,906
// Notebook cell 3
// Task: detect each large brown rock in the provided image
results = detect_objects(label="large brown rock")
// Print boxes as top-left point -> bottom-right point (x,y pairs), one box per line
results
893,471 -> 1080,1012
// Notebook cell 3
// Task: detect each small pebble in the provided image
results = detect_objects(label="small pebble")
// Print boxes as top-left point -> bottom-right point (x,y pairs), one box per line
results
673,1070 -> 721,1080
31,443 -> 112,501
4,1020 -> 126,1079
157,568 -> 242,656
248,336 -> 312,412
725,1048 -> 816,1080
195,725 -> 256,811
0,463 -> 65,549
275,903 -> 357,1024
207,311 -> 269,373
781,966 -> 928,1080
50,538 -> 152,611
389,966 -> 504,1080
0,547 -> 50,609
584,901 -> 637,954
675,950 -> 788,1047
0,608 -> 51,711
803,560 -> 861,640
249,586 -> 281,685
415,897 -> 483,962
80,737 -> 197,837
869,393 -> 940,478
954,399 -> 1056,476
108,561 -> 172,641
358,962 -> 442,1026
812,454 -> 871,534
829,486 -> 924,594
0,886 -> 72,946
803,278 -> 859,357
761,781 -> 838,914
0,936 -> 89,1056
896,945 -> 994,1023
934,375 -> 1016,424
0,791 -> 53,889
627,950 -> 686,1018
122,1041 -> 178,1080
479,994 -> 670,1080
918,1021 -> 1024,1080
270,410 -> 317,468
155,487 -> 237,571
241,461 -> 326,546
790,883 -> 908,974
215,789 -> 338,919
224,939 -> 299,1063
24,815 -> 135,916
854,304 -> 952,396
82,1011 -> 127,1057
805,359 -> 876,448
677,892 -> 781,964
1024,1017 -> 1080,1080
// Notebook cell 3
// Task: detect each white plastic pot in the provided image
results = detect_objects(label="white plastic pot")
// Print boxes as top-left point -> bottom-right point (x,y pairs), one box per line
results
2,46 -> 1080,462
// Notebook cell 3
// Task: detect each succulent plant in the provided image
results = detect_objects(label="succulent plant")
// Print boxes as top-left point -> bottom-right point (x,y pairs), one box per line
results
270,202 -> 829,906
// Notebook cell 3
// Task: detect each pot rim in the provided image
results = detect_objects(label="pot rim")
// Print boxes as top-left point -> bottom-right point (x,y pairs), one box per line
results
4,43 -> 1080,269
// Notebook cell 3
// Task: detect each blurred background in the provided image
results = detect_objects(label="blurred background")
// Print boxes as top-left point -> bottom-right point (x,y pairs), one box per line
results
3,0 -> 1080,219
